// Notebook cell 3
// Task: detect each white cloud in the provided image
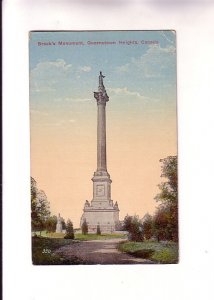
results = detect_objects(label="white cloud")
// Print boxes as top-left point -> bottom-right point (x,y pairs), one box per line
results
108,87 -> 149,101
30,59 -> 72,93
116,44 -> 176,78
78,66 -> 92,72
32,59 -> 72,74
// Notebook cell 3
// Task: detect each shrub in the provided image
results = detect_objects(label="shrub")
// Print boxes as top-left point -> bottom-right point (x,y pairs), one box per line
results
96,224 -> 101,235
81,219 -> 88,235
64,219 -> 74,239
123,215 -> 144,242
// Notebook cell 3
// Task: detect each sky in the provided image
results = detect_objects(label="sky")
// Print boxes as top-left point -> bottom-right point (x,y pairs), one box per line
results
29,30 -> 177,227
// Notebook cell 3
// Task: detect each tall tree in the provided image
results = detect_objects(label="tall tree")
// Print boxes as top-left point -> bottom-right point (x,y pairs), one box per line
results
154,156 -> 178,242
31,177 -> 50,234
142,214 -> 153,240
155,156 -> 177,204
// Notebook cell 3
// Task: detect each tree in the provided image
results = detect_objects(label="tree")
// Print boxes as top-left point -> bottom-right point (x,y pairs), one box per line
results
155,156 -> 178,204
154,156 -> 178,242
64,219 -> 74,239
81,219 -> 88,235
142,214 -> 153,240
123,215 -> 144,242
31,177 -> 50,235
45,215 -> 57,233
96,224 -> 101,235
61,218 -> 66,231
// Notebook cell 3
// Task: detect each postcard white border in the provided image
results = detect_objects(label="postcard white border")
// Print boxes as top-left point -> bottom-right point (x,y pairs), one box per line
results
3,1 -> 214,300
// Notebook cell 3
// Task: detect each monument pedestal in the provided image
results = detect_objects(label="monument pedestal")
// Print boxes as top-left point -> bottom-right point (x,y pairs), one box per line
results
80,72 -> 119,233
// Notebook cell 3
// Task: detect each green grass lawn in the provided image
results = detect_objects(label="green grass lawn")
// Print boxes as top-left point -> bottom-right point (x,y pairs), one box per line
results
33,231 -> 127,240
117,240 -> 178,264
75,233 -> 127,241
32,236 -> 84,265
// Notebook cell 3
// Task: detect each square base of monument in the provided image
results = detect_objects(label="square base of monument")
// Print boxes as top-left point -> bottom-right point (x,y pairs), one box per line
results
81,209 -> 119,234
88,225 -> 115,234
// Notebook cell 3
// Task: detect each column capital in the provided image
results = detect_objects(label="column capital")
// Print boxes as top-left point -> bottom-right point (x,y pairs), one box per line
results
94,71 -> 109,105
94,91 -> 109,105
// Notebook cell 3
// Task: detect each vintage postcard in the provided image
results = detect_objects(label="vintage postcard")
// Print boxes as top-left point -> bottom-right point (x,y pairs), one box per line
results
30,30 -> 178,264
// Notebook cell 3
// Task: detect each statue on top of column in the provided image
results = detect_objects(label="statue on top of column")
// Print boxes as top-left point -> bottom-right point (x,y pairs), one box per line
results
95,71 -> 109,102
99,71 -> 105,87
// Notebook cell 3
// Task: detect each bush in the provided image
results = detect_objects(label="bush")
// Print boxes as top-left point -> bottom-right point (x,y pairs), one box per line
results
81,219 -> 88,235
96,224 -> 101,235
64,219 -> 74,239
123,215 -> 144,242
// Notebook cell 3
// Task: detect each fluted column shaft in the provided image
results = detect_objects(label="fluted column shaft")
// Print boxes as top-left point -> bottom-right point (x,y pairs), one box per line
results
97,102 -> 107,171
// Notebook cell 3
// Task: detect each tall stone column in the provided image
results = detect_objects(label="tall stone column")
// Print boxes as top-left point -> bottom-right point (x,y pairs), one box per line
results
80,72 -> 119,233
94,72 -> 109,173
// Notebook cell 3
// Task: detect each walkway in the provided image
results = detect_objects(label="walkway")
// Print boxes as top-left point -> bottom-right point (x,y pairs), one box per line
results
54,238 -> 153,264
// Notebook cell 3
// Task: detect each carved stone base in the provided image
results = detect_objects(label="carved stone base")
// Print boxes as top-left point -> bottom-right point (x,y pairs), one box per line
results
80,208 -> 119,233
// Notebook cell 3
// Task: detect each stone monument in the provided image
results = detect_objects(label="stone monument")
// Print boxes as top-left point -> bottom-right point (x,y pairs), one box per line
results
80,72 -> 119,233
56,213 -> 62,233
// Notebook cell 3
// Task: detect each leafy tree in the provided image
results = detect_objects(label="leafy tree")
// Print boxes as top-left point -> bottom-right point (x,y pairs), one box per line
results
123,215 -> 144,242
45,215 -> 57,233
31,177 -> 50,234
64,219 -> 74,239
81,219 -> 88,235
153,208 -> 171,241
96,224 -> 101,235
142,214 -> 153,240
155,156 -> 178,204
61,218 -> 66,231
154,156 -> 178,242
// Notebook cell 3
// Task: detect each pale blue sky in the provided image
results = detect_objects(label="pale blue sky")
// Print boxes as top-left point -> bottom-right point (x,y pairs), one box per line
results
30,31 -> 177,224
30,30 -> 176,116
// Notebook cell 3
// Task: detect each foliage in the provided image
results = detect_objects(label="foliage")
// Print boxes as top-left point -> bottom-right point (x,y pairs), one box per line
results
45,215 -> 57,233
31,177 -> 50,233
61,218 -> 66,230
96,224 -> 101,235
118,240 -> 178,264
32,236 -> 84,265
154,156 -> 178,242
81,219 -> 88,235
142,214 -> 154,240
64,219 -> 74,239
123,215 -> 144,242
152,247 -> 178,264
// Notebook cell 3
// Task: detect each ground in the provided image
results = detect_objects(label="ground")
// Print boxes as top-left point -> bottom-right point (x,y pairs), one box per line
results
54,238 -> 154,264
32,232 -> 178,264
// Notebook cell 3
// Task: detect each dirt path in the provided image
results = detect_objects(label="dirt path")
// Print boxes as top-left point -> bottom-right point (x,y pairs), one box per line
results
54,238 -> 153,264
